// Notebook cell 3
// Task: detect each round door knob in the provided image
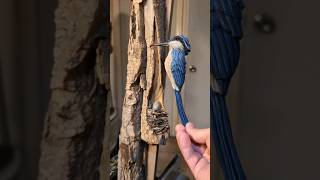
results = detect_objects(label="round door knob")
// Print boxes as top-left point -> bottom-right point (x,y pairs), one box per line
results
253,13 -> 276,34
189,65 -> 197,72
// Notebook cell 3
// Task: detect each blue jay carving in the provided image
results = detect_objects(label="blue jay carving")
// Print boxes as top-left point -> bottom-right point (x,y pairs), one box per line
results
211,0 -> 246,179
152,35 -> 191,126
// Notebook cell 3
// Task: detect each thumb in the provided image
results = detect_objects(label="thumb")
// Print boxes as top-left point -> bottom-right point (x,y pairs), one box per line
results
186,123 -> 210,145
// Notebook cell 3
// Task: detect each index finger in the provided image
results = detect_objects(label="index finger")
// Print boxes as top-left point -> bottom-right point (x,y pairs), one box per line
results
175,124 -> 202,174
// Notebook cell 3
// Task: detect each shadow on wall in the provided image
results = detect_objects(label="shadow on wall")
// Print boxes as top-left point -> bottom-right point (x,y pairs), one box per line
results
0,0 -> 56,179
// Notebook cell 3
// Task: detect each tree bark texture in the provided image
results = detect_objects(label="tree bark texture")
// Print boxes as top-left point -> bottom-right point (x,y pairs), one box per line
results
38,0 -> 111,180
117,1 -> 146,179
118,0 -> 169,179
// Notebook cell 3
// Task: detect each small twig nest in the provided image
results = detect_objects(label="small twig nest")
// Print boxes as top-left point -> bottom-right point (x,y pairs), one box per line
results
147,106 -> 169,135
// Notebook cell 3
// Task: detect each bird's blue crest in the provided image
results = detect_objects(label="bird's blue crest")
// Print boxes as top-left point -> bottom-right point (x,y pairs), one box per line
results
171,35 -> 191,55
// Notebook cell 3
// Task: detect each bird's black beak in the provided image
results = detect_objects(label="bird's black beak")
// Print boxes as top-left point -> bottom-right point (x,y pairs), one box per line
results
150,42 -> 169,48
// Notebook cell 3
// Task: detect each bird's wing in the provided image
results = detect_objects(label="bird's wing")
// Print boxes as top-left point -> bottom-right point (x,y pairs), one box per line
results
211,0 -> 243,95
171,50 -> 186,91
210,0 -> 247,179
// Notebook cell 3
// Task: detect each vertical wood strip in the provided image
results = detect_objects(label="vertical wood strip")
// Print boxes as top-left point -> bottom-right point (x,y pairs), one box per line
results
146,145 -> 159,180
117,0 -> 146,179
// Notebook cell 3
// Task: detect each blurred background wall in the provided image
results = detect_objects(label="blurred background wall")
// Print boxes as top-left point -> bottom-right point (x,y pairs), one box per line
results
235,0 -> 320,179
0,0 -> 55,179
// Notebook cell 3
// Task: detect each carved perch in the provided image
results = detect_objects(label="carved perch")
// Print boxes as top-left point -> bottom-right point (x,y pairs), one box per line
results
141,0 -> 170,146
118,0 -> 172,179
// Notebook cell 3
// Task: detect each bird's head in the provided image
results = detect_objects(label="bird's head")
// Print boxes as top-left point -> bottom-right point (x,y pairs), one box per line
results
151,35 -> 191,55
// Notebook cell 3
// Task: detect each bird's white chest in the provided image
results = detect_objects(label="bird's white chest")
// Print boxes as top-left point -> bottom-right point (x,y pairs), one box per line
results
164,50 -> 179,91
164,52 -> 172,72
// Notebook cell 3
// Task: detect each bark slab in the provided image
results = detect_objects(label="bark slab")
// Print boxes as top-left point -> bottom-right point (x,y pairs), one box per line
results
38,0 -> 111,179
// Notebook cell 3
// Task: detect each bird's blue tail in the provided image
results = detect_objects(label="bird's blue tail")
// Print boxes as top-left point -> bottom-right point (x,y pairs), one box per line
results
175,91 -> 189,126
211,90 -> 246,180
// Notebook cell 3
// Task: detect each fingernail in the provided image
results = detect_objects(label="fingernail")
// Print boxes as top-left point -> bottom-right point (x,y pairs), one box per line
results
186,122 -> 193,129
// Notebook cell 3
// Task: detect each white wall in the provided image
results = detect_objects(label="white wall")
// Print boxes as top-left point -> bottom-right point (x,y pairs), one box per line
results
183,0 -> 210,129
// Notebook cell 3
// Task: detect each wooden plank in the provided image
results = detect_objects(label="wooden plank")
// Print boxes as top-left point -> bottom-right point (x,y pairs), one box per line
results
166,0 -> 174,38
144,1 -> 174,179
146,145 -> 159,180
117,1 -> 146,179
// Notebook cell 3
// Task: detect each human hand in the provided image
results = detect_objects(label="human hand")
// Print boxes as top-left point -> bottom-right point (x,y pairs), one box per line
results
175,122 -> 210,180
